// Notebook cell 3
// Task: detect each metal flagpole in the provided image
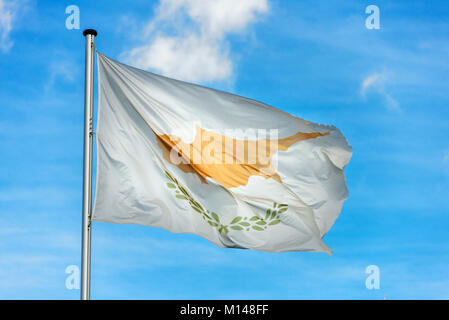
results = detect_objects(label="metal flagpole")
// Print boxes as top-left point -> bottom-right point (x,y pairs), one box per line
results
81,28 -> 97,300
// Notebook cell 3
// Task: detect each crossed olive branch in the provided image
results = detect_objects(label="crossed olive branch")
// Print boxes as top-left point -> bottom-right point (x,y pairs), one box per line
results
165,171 -> 286,234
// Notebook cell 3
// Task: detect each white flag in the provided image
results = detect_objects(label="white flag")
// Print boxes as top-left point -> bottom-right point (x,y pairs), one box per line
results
93,53 -> 352,254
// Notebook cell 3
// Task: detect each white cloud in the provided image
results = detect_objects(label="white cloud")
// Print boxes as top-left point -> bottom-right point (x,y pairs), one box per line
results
44,59 -> 78,91
0,0 -> 16,52
123,0 -> 269,83
361,73 -> 382,94
361,72 -> 401,112
126,34 -> 232,83
444,148 -> 449,163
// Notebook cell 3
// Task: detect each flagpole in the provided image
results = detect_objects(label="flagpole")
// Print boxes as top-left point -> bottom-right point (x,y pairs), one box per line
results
81,28 -> 97,300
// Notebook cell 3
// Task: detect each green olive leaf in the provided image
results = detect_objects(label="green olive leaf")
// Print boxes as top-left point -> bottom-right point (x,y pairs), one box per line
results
192,207 -> 202,214
230,216 -> 242,224
207,221 -> 219,227
192,200 -> 203,210
265,209 -> 271,220
211,212 -> 220,222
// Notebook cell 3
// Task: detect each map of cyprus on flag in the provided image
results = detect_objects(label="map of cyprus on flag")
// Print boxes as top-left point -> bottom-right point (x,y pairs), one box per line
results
93,53 -> 352,254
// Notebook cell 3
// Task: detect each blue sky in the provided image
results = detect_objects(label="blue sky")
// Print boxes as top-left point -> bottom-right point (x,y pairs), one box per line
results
1,0 -> 449,299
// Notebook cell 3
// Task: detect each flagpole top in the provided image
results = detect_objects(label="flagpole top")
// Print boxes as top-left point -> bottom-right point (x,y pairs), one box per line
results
83,29 -> 98,37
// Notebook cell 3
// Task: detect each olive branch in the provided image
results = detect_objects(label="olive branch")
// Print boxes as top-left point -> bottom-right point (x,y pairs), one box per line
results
165,171 -> 287,234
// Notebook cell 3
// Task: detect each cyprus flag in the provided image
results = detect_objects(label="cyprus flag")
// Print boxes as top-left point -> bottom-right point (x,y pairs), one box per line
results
93,53 -> 352,254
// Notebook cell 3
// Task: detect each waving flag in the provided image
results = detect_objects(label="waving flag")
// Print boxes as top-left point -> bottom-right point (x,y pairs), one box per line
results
93,53 -> 352,254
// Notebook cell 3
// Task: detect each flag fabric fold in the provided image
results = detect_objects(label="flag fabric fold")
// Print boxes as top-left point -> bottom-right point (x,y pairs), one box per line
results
92,52 -> 352,254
